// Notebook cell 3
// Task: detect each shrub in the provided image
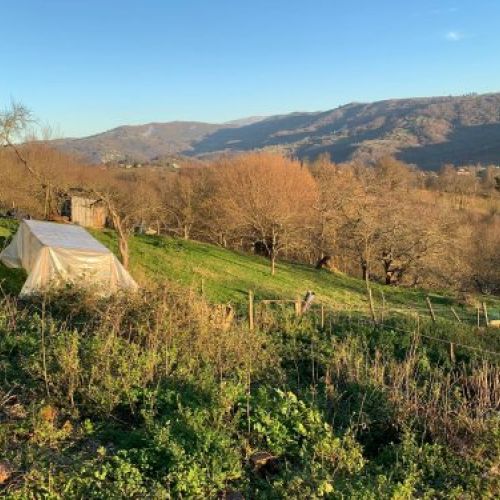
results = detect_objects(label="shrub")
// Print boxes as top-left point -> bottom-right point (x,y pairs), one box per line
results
240,387 -> 364,497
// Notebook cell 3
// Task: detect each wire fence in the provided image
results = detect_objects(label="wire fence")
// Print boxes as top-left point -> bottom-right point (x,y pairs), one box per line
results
245,293 -> 500,360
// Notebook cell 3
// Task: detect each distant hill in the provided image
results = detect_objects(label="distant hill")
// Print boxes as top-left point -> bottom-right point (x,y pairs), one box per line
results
51,93 -> 500,169
51,121 -> 227,164
223,116 -> 268,127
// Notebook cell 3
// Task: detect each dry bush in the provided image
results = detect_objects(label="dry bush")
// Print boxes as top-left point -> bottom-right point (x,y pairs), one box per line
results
324,334 -> 500,457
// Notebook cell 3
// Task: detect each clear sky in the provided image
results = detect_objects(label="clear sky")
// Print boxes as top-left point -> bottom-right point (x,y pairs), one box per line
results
2,0 -> 500,137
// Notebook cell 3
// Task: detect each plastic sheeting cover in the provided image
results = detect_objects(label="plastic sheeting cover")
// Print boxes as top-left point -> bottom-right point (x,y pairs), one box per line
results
0,220 -> 138,295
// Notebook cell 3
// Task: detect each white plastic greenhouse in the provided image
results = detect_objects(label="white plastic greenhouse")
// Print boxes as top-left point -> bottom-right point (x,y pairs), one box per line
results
0,220 -> 138,296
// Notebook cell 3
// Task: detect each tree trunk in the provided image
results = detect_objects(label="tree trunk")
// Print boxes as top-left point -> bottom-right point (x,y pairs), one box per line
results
119,235 -> 130,270
361,262 -> 369,281
383,260 -> 392,285
270,229 -> 277,276
109,206 -> 130,269
315,255 -> 331,270
43,184 -> 50,220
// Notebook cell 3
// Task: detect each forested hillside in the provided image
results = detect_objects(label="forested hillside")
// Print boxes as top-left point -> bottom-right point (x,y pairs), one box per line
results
51,93 -> 500,169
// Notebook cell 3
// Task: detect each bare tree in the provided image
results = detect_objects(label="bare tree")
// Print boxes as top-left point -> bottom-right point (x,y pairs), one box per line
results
88,170 -> 160,269
0,102 -> 76,218
212,153 -> 317,275
0,102 -> 40,179
159,170 -> 205,240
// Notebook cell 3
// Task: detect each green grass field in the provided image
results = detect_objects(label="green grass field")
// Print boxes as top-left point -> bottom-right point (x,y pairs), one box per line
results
94,229 -> 500,323
1,218 -> 498,322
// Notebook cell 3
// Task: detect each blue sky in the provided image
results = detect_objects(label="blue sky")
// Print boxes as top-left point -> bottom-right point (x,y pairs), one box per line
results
2,0 -> 500,137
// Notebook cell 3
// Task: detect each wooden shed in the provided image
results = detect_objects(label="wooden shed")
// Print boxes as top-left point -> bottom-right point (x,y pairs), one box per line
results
67,196 -> 107,229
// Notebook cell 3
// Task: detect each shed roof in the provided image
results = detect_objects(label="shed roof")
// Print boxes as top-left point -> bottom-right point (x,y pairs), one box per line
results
24,220 -> 109,253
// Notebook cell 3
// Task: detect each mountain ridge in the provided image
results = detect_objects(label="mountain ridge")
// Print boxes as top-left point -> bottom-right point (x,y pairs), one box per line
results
50,92 -> 500,169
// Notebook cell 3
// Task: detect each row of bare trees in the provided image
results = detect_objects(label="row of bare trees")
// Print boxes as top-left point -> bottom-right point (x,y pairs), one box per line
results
1,104 -> 498,293
151,153 -> 498,292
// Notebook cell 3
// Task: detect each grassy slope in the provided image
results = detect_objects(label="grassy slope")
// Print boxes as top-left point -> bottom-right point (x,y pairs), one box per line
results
93,230 -> 500,321
1,218 -> 498,320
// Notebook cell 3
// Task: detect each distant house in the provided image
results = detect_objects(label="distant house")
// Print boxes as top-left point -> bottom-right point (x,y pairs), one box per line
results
62,194 -> 107,229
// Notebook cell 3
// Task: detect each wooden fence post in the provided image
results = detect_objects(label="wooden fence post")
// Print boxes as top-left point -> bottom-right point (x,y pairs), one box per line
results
320,304 -> 325,329
426,296 -> 436,322
381,290 -> 386,324
451,307 -> 461,323
483,302 -> 489,327
248,290 -> 254,331
416,312 -> 420,336
295,296 -> 302,317
366,285 -> 377,323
